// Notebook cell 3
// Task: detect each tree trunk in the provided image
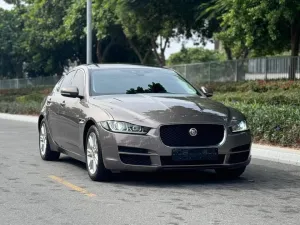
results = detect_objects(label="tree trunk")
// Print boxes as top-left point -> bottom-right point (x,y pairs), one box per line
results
127,38 -> 144,64
15,62 -> 23,78
96,40 -> 102,63
151,36 -> 168,67
289,18 -> 300,80
102,39 -> 114,63
142,49 -> 152,64
151,37 -> 162,66
224,46 -> 233,61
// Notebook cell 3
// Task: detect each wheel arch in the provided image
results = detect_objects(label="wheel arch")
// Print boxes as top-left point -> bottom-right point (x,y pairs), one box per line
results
83,119 -> 98,153
38,114 -> 45,130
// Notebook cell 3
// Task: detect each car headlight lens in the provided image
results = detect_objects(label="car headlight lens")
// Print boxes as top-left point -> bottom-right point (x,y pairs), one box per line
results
99,121 -> 151,135
231,120 -> 248,133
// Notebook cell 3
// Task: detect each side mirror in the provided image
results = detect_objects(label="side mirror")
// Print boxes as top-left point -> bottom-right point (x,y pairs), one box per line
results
61,86 -> 79,98
200,86 -> 213,97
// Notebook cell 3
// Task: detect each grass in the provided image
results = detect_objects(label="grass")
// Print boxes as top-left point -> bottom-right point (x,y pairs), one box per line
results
0,86 -> 52,115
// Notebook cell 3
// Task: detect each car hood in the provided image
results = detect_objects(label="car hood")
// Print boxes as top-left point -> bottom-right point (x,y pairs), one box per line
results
89,94 -> 232,126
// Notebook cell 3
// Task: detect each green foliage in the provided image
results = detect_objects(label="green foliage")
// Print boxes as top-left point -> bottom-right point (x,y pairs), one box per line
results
203,80 -> 300,93
1,0 -> 300,79
0,86 -> 52,96
15,93 -> 45,104
213,91 -> 300,106
63,0 -> 153,64
0,86 -> 48,115
0,101 -> 41,115
207,0 -> 300,60
112,0 -> 214,66
167,46 -> 226,65
21,0 -> 82,77
0,7 -> 26,79
205,80 -> 300,147
224,102 -> 300,148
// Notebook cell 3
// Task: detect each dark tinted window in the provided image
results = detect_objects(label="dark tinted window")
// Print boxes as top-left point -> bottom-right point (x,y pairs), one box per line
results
90,68 -> 198,96
61,70 -> 76,89
71,69 -> 85,96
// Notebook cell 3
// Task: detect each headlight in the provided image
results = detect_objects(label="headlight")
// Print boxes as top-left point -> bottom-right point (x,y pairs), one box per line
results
99,121 -> 151,135
231,120 -> 248,133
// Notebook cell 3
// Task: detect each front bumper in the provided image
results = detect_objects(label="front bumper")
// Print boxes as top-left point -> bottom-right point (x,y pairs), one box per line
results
98,124 -> 252,172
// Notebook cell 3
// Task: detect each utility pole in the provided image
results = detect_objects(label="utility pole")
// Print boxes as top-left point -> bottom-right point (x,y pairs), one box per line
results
86,0 -> 92,64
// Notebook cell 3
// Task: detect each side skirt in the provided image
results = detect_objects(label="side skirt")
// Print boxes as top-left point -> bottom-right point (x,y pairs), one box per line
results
47,129 -> 86,163
58,147 -> 86,163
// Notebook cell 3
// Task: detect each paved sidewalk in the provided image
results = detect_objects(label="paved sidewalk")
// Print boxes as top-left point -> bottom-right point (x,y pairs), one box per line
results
1,113 -> 299,166
252,144 -> 300,166
0,113 -> 38,123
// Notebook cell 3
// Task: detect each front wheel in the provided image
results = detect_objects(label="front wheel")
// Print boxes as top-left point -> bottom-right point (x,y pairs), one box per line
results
39,119 -> 60,161
215,166 -> 246,179
85,125 -> 112,182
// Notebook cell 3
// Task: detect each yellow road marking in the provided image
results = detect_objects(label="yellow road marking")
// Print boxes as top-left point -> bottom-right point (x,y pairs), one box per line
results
49,175 -> 96,197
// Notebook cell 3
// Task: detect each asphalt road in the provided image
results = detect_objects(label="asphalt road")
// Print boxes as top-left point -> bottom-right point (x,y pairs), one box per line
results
1,119 -> 300,225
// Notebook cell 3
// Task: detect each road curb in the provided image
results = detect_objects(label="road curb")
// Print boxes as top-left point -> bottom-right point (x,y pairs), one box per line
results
1,113 -> 300,166
0,113 -> 38,123
251,144 -> 300,166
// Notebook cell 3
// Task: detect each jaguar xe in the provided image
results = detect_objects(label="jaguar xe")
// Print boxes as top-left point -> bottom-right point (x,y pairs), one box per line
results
38,64 -> 252,181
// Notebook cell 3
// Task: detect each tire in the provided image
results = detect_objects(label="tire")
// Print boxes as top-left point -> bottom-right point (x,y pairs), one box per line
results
215,166 -> 246,179
85,125 -> 111,182
39,119 -> 60,161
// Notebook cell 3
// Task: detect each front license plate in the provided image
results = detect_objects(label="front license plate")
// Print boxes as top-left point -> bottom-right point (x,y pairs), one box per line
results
172,148 -> 218,161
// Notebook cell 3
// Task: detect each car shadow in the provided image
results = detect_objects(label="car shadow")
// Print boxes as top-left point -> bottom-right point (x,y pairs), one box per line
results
56,156 -> 300,192
57,156 -> 86,170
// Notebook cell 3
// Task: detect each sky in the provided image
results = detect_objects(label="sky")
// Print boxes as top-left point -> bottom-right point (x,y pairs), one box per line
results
0,0 -> 12,10
0,0 -> 214,58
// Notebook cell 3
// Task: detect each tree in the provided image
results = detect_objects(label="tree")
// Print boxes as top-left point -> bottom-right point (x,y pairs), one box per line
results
198,0 -> 250,60
63,0 -> 153,65
0,7 -> 26,78
167,46 -> 226,65
21,0 -> 89,77
114,0 -> 210,66
3,0 -> 21,6
206,0 -> 300,79
113,0 -> 175,66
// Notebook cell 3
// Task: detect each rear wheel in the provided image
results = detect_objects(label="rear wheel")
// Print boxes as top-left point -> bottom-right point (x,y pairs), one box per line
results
85,125 -> 111,181
39,119 -> 60,161
215,166 -> 246,179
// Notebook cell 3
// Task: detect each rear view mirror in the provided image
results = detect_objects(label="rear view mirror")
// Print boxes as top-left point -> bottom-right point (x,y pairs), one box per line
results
61,86 -> 79,98
200,86 -> 213,97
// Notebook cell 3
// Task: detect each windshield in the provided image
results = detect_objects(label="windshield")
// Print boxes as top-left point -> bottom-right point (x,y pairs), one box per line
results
90,68 -> 199,96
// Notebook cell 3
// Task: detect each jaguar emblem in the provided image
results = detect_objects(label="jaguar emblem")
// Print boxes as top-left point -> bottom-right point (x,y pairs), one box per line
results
189,128 -> 197,137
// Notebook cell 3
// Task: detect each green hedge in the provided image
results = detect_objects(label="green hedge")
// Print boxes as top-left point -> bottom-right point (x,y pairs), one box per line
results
199,80 -> 300,93
224,101 -> 300,148
0,101 -> 41,115
213,90 -> 300,106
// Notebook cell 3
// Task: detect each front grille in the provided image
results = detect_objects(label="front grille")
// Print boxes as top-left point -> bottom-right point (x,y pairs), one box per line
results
120,154 -> 151,166
160,154 -> 225,166
228,151 -> 250,164
160,124 -> 224,147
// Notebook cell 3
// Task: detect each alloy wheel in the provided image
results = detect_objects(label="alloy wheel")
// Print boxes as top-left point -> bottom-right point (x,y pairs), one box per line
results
39,123 -> 47,156
86,132 -> 99,175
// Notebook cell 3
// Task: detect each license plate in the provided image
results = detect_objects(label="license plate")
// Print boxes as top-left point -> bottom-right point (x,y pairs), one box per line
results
172,148 -> 218,161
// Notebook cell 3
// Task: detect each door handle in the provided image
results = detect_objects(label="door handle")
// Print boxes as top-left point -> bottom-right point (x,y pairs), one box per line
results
46,98 -> 52,105
60,101 -> 66,106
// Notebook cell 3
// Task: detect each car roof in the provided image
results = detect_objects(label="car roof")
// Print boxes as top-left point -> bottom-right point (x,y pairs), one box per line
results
84,63 -> 168,70
63,63 -> 175,77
